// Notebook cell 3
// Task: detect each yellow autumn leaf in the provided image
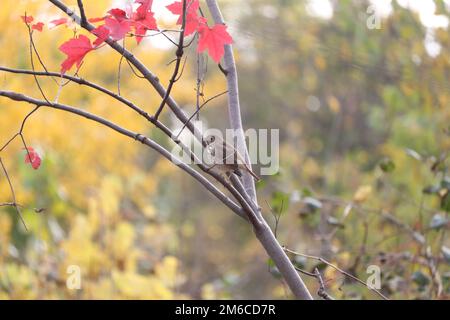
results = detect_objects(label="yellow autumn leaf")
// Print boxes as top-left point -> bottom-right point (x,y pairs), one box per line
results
353,185 -> 372,203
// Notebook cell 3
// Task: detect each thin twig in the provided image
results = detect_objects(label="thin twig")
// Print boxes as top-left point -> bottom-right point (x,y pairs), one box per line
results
0,158 -> 28,231
118,38 -> 126,96
0,67 -> 152,122
154,0 -> 187,120
174,90 -> 228,140
314,268 -> 334,300
26,22 -> 50,104
284,247 -> 389,300
265,199 -> 282,239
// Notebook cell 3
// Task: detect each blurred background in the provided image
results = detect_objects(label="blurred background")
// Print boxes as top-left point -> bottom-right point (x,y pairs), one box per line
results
0,0 -> 449,299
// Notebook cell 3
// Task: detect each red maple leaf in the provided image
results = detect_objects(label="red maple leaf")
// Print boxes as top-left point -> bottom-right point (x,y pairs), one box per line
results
197,23 -> 233,63
104,16 -> 131,41
131,0 -> 157,44
92,25 -> 110,47
59,35 -> 94,74
108,8 -> 128,21
132,11 -> 157,44
21,15 -> 34,24
24,147 -> 42,170
166,0 -> 201,36
49,18 -> 68,28
32,22 -> 44,32
135,0 -> 153,13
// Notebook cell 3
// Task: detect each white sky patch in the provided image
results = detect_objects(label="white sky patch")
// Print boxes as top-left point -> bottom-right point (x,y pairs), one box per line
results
397,0 -> 449,29
424,29 -> 442,57
306,0 -> 333,20
149,0 -> 180,50
396,0 -> 449,57
368,0 -> 393,18
152,0 -> 178,22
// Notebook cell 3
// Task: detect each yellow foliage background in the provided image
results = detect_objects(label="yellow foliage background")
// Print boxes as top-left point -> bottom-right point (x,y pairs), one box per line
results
1,0 -> 449,299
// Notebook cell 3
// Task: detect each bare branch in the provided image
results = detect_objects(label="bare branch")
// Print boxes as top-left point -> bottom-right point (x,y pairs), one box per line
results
26,23 -> 51,103
0,158 -> 27,231
0,66 -> 152,122
175,90 -> 228,140
154,0 -> 187,120
284,247 -> 389,300
314,268 -> 334,300
76,0 -> 87,27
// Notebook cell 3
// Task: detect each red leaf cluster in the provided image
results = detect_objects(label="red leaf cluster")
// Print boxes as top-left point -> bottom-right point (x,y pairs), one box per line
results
89,0 -> 157,45
21,15 -> 45,32
27,1 -> 233,75
23,147 -> 42,170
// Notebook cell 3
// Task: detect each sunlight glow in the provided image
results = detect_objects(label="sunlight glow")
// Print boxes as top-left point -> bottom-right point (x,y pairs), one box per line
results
306,0 -> 334,20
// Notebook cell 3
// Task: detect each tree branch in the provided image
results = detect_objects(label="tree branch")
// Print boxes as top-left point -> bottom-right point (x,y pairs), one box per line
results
76,0 -> 87,27
0,66 -> 152,121
0,158 -> 27,230
284,247 -> 389,300
154,0 -> 187,120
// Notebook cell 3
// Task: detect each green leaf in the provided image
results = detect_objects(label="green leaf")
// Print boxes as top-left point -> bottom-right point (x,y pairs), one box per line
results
270,191 -> 290,215
301,187 -> 313,197
440,193 -> 450,213
379,158 -> 396,173
255,178 -> 267,190
267,258 -> 282,279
